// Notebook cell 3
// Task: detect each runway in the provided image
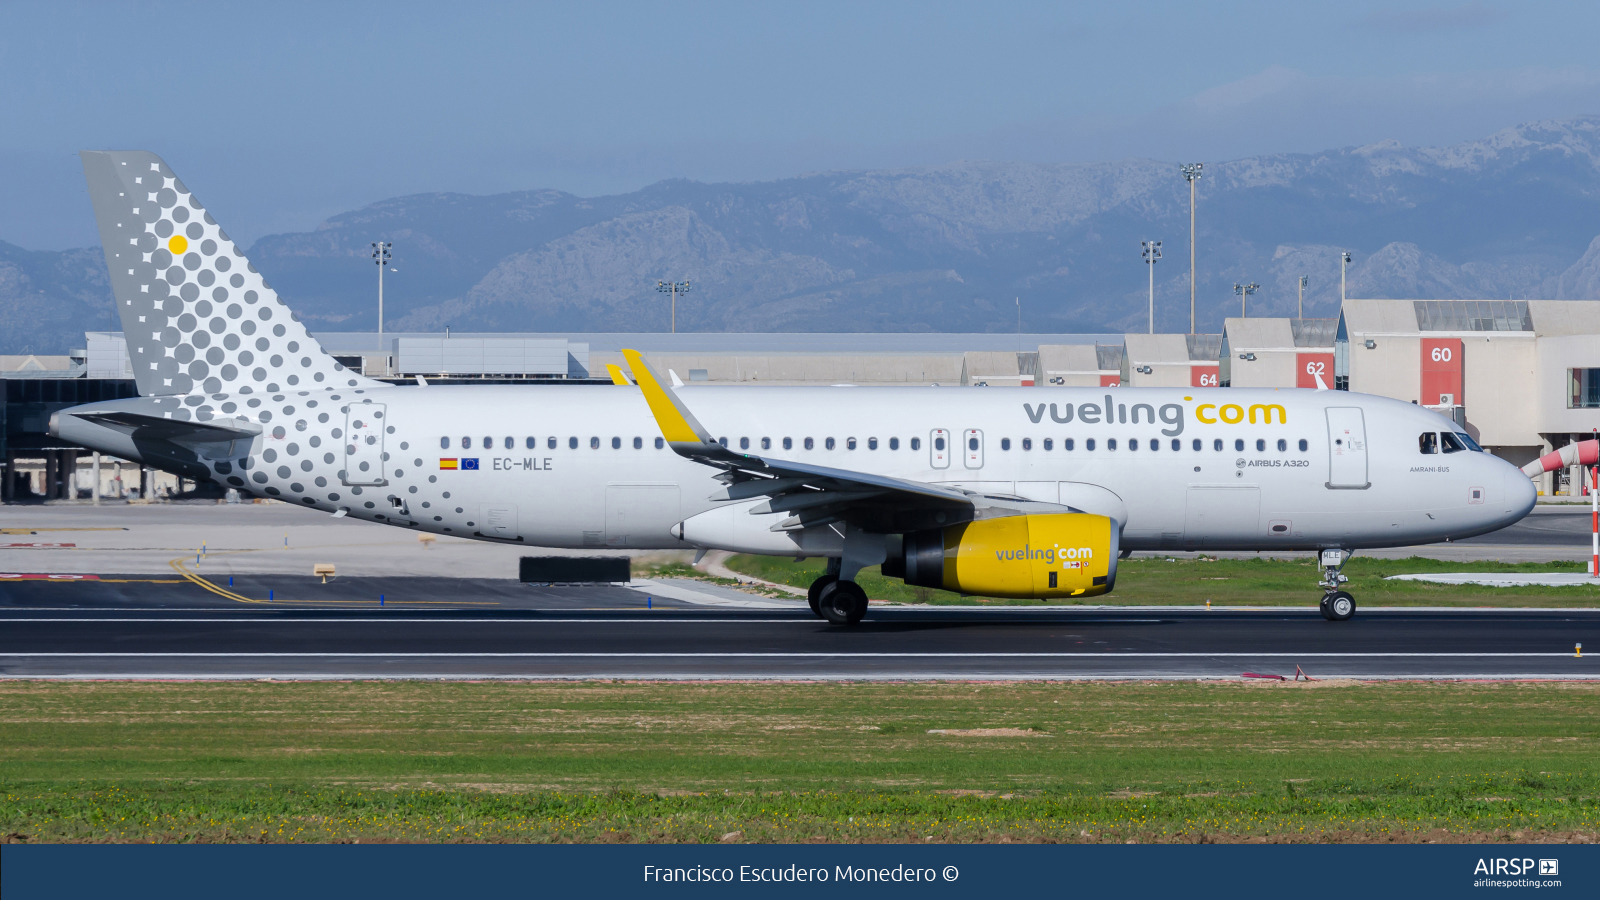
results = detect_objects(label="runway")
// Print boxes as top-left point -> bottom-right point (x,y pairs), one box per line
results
1,575 -> 1595,680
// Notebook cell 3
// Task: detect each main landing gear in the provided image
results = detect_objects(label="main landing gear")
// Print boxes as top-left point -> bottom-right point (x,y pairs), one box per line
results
1318,549 -> 1356,621
808,557 -> 867,625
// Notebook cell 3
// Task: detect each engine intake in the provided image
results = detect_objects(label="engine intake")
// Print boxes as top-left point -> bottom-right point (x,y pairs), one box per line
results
883,513 -> 1119,599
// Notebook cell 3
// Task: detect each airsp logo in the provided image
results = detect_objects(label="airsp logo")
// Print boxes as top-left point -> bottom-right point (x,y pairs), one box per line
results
1472,858 -> 1554,876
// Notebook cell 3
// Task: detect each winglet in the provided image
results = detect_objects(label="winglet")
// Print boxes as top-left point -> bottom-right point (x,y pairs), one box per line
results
621,349 -> 717,448
605,364 -> 632,386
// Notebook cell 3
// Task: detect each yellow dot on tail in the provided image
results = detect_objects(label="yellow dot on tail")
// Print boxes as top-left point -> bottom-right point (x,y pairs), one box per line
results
168,235 -> 188,254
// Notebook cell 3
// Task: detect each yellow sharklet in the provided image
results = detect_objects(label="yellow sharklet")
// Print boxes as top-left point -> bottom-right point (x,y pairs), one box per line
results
605,363 -> 631,386
621,348 -> 711,446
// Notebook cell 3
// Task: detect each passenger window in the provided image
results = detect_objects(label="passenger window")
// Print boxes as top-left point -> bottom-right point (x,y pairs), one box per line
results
868,437 -> 878,450
484,436 -> 492,449
547,437 -> 557,450
846,437 -> 857,450
1171,439 -> 1181,451
1063,438 -> 1074,450
1043,438 -> 1053,450
740,437 -> 750,450
968,437 -> 979,451
526,436 -> 536,450
1086,438 -> 1096,451
825,437 -> 836,450
910,437 -> 921,451
718,437 -> 728,448
590,437 -> 601,449
1235,439 -> 1245,452
568,437 -> 578,449
1192,439 -> 1201,451
1150,439 -> 1160,451
611,437 -> 621,449
1000,438 -> 1011,451
633,437 -> 643,449
761,437 -> 771,450
1108,438 -> 1117,450
1441,432 -> 1467,454
1128,439 -> 1138,450
655,437 -> 664,449
935,436 -> 946,451
783,437 -> 793,450
889,437 -> 899,450
1255,439 -> 1265,451
440,437 -> 450,449
805,437 -> 815,450
1277,438 -> 1287,452
462,436 -> 472,449
1298,439 -> 1309,452
1021,438 -> 1031,451
1419,432 -> 1438,454
1213,439 -> 1223,451
502,436 -> 511,449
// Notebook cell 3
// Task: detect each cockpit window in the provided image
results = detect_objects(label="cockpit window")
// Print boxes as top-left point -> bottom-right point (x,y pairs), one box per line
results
1440,432 -> 1466,453
1456,432 -> 1482,452
1419,432 -> 1438,454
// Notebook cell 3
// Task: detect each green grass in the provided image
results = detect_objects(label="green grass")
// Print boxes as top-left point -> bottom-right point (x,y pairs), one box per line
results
725,554 -> 1600,607
2,681 -> 1597,843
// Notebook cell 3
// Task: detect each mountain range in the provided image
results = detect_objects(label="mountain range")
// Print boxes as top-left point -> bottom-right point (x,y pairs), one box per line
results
7,116 -> 1600,355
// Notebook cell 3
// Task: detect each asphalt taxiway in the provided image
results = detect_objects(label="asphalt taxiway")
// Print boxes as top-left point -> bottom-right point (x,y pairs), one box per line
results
1,574 -> 1594,680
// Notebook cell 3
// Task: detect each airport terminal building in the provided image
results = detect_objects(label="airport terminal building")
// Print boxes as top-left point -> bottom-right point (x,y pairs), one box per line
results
4,299 -> 1599,501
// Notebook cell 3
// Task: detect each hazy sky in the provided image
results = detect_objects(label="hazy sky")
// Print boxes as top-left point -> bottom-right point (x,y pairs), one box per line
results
3,0 -> 1599,249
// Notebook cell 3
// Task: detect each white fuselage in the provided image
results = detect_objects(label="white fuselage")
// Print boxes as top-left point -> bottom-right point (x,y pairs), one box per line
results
151,382 -> 1528,555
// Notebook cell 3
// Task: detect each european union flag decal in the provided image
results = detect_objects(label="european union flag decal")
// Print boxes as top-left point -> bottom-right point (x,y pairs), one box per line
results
461,458 -> 480,470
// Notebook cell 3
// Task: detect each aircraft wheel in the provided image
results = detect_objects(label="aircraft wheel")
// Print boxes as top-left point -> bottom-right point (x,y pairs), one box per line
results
807,575 -> 838,617
1322,591 -> 1356,622
818,579 -> 868,625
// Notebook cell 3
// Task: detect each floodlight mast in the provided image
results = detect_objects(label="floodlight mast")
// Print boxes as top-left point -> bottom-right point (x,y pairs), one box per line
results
370,242 -> 392,351
1299,275 -> 1308,318
1234,281 -> 1260,318
657,279 -> 692,333
1181,163 -> 1203,333
1142,240 -> 1162,334
1341,252 -> 1353,303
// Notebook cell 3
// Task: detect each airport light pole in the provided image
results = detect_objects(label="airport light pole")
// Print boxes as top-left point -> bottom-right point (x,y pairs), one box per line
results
1298,275 -> 1308,318
1234,282 -> 1259,318
657,279 -> 691,334
371,242 -> 391,350
1341,252 -> 1352,304
1142,240 -> 1162,333
1181,163 -> 1203,333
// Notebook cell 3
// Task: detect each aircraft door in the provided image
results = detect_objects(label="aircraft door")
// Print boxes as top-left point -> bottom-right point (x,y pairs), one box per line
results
1325,407 -> 1370,489
930,429 -> 950,469
1183,486 -> 1261,546
342,401 -> 387,486
963,429 -> 984,469
606,483 -> 681,547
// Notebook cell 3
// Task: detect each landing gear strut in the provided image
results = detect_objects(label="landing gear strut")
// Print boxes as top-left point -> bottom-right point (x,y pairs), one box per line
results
1318,549 -> 1356,621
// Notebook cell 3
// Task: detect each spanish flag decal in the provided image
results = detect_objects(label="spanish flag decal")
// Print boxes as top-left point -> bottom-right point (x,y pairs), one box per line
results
439,458 -> 459,470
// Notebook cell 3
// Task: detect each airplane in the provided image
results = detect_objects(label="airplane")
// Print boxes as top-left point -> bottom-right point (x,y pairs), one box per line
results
51,151 -> 1542,625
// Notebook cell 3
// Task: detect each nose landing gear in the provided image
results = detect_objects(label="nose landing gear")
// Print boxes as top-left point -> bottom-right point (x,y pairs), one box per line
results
1318,549 -> 1355,621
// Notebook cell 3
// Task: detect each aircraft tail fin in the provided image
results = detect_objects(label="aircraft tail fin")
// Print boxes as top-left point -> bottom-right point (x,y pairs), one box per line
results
79,150 -> 380,398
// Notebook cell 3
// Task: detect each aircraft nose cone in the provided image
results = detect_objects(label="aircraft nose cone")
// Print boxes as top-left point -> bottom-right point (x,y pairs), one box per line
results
1502,463 -> 1537,523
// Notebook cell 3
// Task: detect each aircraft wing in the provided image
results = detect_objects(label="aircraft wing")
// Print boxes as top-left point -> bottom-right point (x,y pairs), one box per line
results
621,350 -> 1056,533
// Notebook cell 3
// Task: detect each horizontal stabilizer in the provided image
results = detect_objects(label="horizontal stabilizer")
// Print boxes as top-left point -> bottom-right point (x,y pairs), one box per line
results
70,410 -> 261,442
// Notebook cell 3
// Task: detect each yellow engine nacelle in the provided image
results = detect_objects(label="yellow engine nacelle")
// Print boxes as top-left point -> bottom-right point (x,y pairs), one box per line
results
884,513 -> 1119,599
